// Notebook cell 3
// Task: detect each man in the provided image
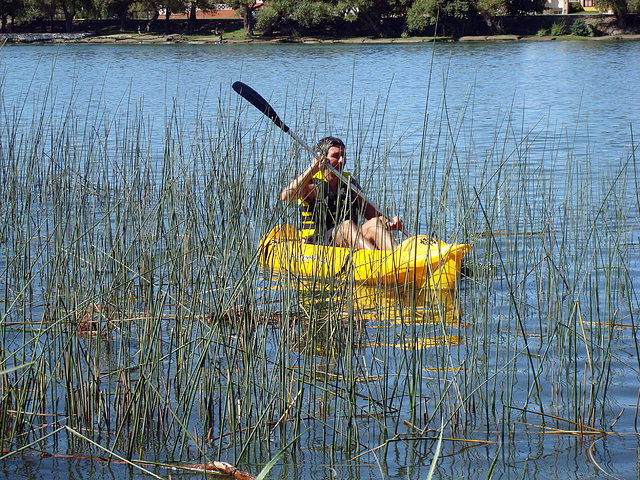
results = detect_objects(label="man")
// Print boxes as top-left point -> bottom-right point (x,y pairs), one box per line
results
280,136 -> 403,251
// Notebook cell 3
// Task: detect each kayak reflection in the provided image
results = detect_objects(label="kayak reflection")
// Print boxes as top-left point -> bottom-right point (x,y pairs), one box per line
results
266,279 -> 466,359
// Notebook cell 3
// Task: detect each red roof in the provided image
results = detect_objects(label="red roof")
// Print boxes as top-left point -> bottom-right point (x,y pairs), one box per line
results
168,3 -> 264,19
169,9 -> 241,20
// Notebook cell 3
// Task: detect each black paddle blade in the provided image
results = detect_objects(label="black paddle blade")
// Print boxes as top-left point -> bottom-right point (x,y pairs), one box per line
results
232,81 -> 290,133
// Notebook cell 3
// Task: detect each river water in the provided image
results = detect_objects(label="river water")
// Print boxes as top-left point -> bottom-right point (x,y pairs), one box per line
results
2,41 -> 639,155
1,40 -> 639,479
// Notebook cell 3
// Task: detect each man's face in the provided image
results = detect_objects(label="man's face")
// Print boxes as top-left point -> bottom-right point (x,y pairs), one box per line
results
325,145 -> 345,173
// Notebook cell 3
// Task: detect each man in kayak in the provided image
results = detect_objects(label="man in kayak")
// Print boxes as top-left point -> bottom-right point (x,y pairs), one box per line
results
280,136 -> 403,251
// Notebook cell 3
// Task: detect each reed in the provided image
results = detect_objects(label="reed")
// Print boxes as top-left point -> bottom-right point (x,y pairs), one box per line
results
0,80 -> 638,479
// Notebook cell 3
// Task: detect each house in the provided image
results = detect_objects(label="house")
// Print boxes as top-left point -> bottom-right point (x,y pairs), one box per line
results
167,2 -> 265,20
545,0 -> 599,13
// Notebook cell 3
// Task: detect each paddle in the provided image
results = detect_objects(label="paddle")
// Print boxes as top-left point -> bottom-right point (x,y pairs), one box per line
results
231,81 -> 381,216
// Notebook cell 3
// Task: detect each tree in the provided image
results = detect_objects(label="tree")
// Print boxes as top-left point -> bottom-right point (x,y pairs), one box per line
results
227,0 -> 261,36
184,0 -> 216,33
59,0 -> 80,31
1,0 -> 24,31
254,0 -> 280,34
594,0 -> 629,16
594,0 -> 640,21
336,0 -> 412,35
256,0 -> 341,36
291,0 -> 336,31
26,0 -> 89,31
105,0 -> 136,30
476,0 -> 545,31
406,0 -> 476,36
504,0 -> 546,14
154,0 -> 188,32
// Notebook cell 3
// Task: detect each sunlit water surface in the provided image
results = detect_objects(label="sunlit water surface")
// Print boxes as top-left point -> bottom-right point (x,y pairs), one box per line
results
1,41 -> 639,479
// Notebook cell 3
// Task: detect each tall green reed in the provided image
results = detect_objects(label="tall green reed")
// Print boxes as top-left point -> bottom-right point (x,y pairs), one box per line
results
0,79 -> 638,479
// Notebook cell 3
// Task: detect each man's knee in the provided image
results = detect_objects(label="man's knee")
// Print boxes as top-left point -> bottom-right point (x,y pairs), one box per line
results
362,216 -> 385,235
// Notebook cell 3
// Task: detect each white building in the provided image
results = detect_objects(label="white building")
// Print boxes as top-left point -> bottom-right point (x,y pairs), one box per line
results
545,0 -> 598,14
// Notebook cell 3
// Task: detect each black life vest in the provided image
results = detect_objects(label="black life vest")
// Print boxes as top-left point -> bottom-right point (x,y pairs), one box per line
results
298,171 -> 362,239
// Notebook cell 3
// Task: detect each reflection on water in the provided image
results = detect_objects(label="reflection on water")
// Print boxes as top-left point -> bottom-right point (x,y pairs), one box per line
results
267,278 -> 466,359
293,281 -> 464,325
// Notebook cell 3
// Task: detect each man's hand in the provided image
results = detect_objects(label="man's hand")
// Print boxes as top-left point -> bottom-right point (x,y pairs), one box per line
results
379,216 -> 403,231
311,153 -> 325,172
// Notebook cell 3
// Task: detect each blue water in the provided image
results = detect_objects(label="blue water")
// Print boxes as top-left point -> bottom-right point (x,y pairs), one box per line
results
2,42 -> 638,157
1,40 -> 639,480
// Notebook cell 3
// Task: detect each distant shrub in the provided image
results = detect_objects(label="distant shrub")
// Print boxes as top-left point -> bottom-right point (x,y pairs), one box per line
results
549,22 -> 567,36
568,1 -> 585,13
570,18 -> 591,36
536,27 -> 549,36
589,18 -> 604,36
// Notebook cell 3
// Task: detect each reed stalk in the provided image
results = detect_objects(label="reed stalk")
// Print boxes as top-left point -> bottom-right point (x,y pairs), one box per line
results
0,79 -> 637,479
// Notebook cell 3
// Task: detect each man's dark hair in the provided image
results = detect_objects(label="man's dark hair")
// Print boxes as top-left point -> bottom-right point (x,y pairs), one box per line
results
314,136 -> 345,160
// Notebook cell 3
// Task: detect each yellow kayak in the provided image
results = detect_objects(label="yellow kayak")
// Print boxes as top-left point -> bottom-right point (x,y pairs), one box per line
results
258,225 -> 471,290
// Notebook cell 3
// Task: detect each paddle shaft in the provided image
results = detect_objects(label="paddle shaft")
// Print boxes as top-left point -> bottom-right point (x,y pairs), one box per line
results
231,81 -> 382,217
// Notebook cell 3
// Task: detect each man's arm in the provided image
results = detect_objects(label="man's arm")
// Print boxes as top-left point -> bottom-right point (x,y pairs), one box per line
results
280,157 -> 322,202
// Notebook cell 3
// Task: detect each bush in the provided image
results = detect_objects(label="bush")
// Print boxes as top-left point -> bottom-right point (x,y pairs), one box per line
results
570,18 -> 591,36
549,21 -> 567,36
568,1 -> 585,13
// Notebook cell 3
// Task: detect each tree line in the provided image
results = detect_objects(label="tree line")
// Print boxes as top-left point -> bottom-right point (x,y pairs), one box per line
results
2,0 -> 639,36
252,0 -> 638,36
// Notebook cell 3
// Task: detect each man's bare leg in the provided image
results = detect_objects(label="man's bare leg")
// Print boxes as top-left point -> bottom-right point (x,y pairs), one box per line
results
361,217 -> 398,251
333,221 -> 376,250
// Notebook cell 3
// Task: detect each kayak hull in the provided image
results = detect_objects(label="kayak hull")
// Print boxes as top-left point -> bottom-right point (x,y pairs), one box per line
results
259,225 -> 470,290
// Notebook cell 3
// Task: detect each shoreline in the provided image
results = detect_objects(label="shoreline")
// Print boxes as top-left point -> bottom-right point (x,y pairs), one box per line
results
3,32 -> 640,45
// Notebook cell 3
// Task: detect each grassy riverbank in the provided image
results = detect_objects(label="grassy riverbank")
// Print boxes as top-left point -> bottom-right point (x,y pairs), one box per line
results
4,30 -> 640,44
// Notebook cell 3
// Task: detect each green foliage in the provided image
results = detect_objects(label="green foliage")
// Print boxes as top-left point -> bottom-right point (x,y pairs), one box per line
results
505,0 -> 545,14
1,0 -> 24,27
337,0 -> 412,27
594,0 -> 628,16
476,0 -> 507,17
570,18 -> 591,36
290,1 -> 336,31
568,1 -> 585,12
101,0 -> 129,21
5,0 -> 638,37
628,0 -> 640,12
227,0 -> 261,34
549,21 -> 567,36
405,0 -> 434,32
476,0 -> 544,18
406,0 -> 476,34
20,0 -> 101,23
255,0 -> 284,34
257,0 -> 340,35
